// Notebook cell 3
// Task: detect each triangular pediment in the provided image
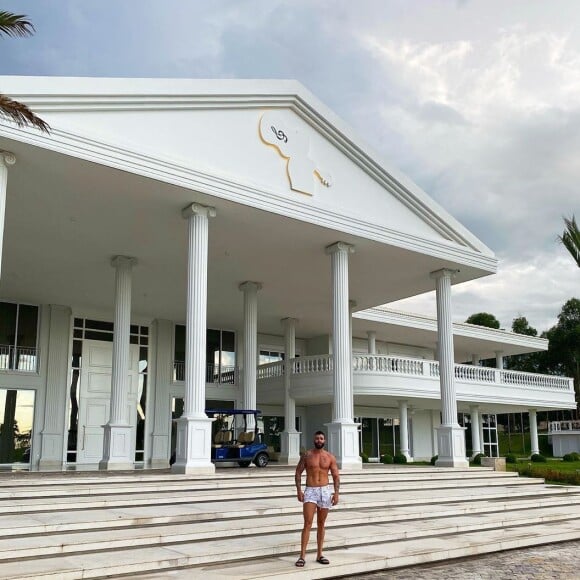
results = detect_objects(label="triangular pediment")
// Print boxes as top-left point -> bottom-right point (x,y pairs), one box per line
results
0,76 -> 495,267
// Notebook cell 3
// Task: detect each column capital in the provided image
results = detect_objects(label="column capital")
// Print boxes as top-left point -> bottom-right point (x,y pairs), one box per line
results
429,268 -> 459,280
325,241 -> 355,255
111,255 -> 137,269
181,202 -> 217,219
0,151 -> 16,166
239,281 -> 262,292
281,317 -> 298,326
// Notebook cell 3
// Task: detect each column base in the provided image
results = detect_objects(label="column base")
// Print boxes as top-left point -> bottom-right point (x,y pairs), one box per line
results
277,431 -> 302,465
38,431 -> 65,469
435,425 -> 469,467
171,416 -> 215,475
99,424 -> 135,471
325,421 -> 362,470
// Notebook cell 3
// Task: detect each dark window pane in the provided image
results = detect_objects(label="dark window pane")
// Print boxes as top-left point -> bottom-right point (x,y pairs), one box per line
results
141,337 -> 148,346
0,302 -> 17,345
130,336 -> 138,344
17,305 -> 38,348
130,325 -> 139,334
84,330 -> 114,342
85,319 -> 114,332
140,326 -> 149,336
71,340 -> 82,368
174,325 -> 186,362
73,329 -> 82,339
206,329 -> 220,373
74,318 -> 83,328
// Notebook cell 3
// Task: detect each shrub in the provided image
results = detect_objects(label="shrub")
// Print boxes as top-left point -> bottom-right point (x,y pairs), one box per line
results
562,452 -> 580,462
505,453 -> 517,464
393,453 -> 407,464
531,453 -> 547,463
471,453 -> 485,466
360,452 -> 369,463
430,455 -> 438,466
381,453 -> 393,464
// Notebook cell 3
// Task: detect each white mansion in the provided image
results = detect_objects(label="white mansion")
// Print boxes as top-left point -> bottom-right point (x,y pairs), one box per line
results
0,77 -> 575,473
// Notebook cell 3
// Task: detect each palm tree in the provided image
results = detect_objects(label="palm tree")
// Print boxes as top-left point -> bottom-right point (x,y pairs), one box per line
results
559,215 -> 580,268
0,10 -> 49,133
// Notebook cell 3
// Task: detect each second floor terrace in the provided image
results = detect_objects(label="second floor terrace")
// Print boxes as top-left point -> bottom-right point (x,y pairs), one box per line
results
257,353 -> 576,411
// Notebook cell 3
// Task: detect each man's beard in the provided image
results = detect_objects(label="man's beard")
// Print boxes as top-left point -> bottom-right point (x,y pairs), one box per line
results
314,441 -> 325,449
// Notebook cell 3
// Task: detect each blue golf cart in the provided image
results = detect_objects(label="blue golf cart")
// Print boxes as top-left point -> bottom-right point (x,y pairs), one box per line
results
207,409 -> 270,468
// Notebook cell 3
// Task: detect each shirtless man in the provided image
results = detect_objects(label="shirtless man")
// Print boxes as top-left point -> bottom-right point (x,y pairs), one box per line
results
294,431 -> 340,567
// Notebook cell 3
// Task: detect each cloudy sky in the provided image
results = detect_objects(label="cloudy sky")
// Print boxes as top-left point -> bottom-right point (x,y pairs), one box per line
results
1,0 -> 578,332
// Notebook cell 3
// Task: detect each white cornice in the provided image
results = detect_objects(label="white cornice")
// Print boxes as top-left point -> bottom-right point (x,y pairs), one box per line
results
356,307 -> 549,351
0,76 -> 496,266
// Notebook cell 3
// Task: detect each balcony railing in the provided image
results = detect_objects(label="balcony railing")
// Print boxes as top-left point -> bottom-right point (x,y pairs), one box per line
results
0,345 -> 39,373
257,353 -> 574,393
549,420 -> 580,433
173,361 -> 238,385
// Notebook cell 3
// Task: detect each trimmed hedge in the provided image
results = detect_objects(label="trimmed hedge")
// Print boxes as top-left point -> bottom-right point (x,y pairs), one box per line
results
505,453 -> 517,464
516,464 -> 580,486
430,455 -> 438,466
381,454 -> 393,464
563,452 -> 580,462
360,452 -> 369,463
393,453 -> 407,464
531,453 -> 547,463
471,453 -> 485,466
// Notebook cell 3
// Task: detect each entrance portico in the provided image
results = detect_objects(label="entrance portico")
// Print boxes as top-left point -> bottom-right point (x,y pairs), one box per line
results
0,77 -> 504,471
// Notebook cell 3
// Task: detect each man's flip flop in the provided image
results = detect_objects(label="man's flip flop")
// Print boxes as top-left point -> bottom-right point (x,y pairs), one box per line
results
316,556 -> 330,565
295,558 -> 305,567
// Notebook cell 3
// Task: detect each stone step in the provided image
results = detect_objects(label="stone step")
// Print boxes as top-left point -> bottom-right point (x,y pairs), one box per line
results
194,520 -> 580,579
1,499 -> 578,562
1,484 -> 576,538
0,478 -> 565,516
0,466 -> 512,489
0,472 -> 529,501
0,506 -> 578,580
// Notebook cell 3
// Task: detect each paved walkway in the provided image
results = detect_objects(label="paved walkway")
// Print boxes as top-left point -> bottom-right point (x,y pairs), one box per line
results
350,540 -> 580,579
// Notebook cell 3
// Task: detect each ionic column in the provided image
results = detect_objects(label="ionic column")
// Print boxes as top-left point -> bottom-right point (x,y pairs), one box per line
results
399,400 -> 411,460
479,414 -> 485,455
367,331 -> 377,354
0,152 -> 16,283
431,268 -> 468,467
279,317 -> 301,464
529,409 -> 539,456
325,242 -> 361,470
495,351 -> 504,370
172,203 -> 216,475
469,405 -> 482,457
239,281 -> 262,430
100,256 -> 137,470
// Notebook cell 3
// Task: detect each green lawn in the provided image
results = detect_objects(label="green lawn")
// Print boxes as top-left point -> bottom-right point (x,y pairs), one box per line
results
507,459 -> 580,485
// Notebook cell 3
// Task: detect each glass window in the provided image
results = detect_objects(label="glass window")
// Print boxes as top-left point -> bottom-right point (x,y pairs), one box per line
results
0,303 -> 39,372
0,389 -> 35,464
259,350 -> 284,365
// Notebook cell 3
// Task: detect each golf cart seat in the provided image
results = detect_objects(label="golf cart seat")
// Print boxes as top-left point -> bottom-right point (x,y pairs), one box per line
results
213,430 -> 233,448
235,431 -> 255,447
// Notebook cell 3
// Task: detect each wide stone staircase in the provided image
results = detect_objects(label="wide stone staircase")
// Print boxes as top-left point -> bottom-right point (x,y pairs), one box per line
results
0,465 -> 579,579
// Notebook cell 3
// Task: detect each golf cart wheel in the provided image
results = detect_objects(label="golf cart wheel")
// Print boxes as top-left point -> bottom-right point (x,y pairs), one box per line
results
238,461 -> 251,467
254,452 -> 269,468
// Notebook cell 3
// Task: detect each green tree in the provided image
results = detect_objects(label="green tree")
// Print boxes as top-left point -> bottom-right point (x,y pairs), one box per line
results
558,215 -> 580,268
465,312 -> 501,329
0,10 -> 49,132
541,299 -> 580,416
506,316 -> 542,373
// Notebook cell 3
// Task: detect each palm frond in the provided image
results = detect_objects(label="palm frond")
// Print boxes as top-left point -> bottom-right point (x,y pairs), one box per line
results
0,11 -> 34,37
558,215 -> 580,268
0,93 -> 50,133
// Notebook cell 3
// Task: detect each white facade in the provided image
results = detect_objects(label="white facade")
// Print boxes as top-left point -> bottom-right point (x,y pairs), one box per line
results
0,77 -> 575,471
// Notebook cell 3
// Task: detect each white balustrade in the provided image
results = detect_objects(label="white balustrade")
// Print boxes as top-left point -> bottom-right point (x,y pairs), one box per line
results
0,345 -> 39,373
256,354 -> 574,397
549,420 -> 580,433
